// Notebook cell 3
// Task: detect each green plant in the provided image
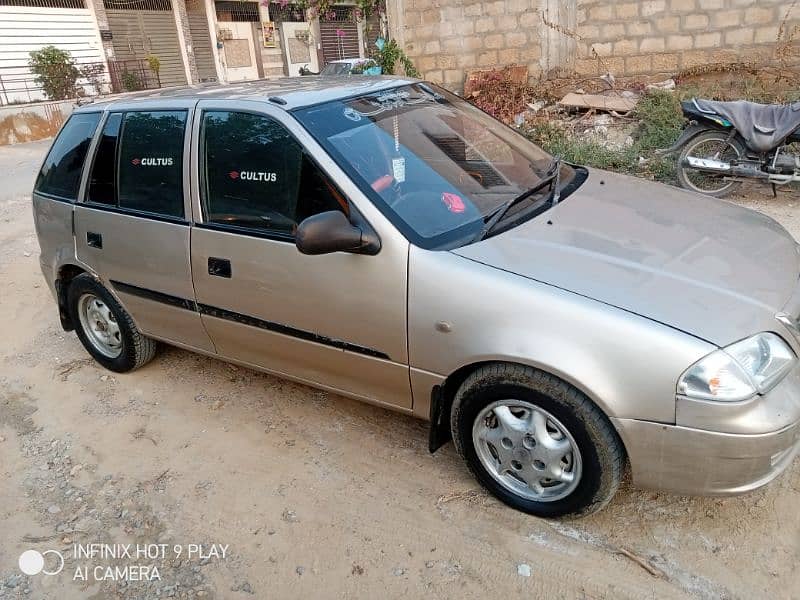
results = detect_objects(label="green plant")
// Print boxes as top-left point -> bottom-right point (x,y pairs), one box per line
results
28,45 -> 80,100
349,58 -> 378,74
146,54 -> 161,78
374,38 -> 419,77
121,69 -> 143,92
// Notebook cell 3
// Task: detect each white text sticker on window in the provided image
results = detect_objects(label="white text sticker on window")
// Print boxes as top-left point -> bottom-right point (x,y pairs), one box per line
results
392,157 -> 406,183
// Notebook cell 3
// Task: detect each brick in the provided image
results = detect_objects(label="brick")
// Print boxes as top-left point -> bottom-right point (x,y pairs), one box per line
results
458,53 -> 478,68
477,50 -> 498,66
640,37 -> 666,52
485,1 -> 506,16
575,58 -> 600,75
625,54 -> 652,73
464,4 -> 482,17
484,34 -> 504,49
497,15 -> 518,30
684,13 -> 709,29
440,6 -> 463,22
498,48 -> 520,63
424,40 -> 440,54
695,32 -> 722,48
475,17 -> 495,33
627,21 -> 653,36
655,16 -> 681,33
506,0 -> 533,13
442,37 -> 463,52
443,69 -> 462,84
641,1 -> 666,17
616,3 -> 639,19
681,50 -> 711,69
745,7 -> 775,25
505,32 -> 528,47
698,0 -> 724,8
417,56 -> 437,72
755,25 -> 779,44
589,5 -> 613,20
592,42 -> 614,57
712,11 -> 741,28
725,27 -> 754,45
670,0 -> 695,11
456,20 -> 475,36
614,39 -> 638,55
652,53 -> 679,71
423,69 -> 443,84
577,24 -> 600,39
464,36 -> 484,51
519,10 -> 538,28
436,54 -> 456,69
667,34 -> 694,50
603,23 -> 626,39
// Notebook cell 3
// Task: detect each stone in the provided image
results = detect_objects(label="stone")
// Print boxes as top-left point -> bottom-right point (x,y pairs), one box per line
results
517,563 -> 532,577
47,504 -> 61,514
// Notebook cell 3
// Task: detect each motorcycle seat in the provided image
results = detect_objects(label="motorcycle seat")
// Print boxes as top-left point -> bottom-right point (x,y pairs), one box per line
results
693,98 -> 800,153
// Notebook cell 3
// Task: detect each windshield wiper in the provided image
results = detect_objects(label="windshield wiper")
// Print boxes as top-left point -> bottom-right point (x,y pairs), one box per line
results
472,156 -> 562,243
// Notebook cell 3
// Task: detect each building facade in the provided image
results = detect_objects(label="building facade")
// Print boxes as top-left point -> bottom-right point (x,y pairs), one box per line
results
0,0 -> 382,104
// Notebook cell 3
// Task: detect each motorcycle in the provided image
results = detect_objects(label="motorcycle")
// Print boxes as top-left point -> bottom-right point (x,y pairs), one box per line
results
662,98 -> 800,198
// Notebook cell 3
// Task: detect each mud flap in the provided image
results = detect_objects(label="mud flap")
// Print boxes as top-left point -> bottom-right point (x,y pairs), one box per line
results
55,279 -> 74,331
428,385 -> 452,453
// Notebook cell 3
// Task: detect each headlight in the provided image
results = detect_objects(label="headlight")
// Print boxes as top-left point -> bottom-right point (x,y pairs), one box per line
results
678,332 -> 796,402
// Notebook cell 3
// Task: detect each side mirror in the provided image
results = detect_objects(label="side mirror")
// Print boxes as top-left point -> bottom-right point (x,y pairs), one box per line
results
295,210 -> 379,255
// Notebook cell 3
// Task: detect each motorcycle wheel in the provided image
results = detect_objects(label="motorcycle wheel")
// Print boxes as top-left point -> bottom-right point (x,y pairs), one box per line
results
676,130 -> 745,198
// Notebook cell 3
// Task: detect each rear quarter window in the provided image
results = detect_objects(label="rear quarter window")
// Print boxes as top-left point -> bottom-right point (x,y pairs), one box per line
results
34,112 -> 101,201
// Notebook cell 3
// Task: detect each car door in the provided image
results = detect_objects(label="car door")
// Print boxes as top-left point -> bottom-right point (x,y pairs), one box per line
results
189,101 -> 411,409
74,103 -> 215,352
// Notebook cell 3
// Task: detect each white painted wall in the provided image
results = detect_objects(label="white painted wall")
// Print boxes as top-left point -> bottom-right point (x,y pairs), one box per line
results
0,5 -> 105,104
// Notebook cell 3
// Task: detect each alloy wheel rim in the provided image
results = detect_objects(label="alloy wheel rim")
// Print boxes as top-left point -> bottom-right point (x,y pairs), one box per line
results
77,293 -> 122,359
472,400 -> 582,502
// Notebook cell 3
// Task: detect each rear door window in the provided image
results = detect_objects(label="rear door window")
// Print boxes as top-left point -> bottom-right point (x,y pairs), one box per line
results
117,111 -> 187,218
87,112 -> 122,206
34,112 -> 101,201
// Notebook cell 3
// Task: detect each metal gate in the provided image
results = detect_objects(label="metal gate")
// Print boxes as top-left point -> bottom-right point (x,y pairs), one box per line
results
319,6 -> 360,64
103,0 -> 187,88
186,0 -> 217,81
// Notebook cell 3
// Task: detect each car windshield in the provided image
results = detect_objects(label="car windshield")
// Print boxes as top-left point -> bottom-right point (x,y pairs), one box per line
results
320,62 -> 352,75
294,82 -> 578,249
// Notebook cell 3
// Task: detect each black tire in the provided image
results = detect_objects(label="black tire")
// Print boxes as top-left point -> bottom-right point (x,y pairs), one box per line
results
450,363 -> 625,518
67,274 -> 157,373
676,129 -> 746,198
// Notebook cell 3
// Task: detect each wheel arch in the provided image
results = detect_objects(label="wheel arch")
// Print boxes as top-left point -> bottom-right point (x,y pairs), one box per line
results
428,359 -> 626,458
55,264 -> 89,331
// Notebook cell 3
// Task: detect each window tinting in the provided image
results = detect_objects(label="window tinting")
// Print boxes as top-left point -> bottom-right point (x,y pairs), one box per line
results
201,111 -> 344,236
117,111 -> 186,218
35,113 -> 100,200
87,112 -> 122,205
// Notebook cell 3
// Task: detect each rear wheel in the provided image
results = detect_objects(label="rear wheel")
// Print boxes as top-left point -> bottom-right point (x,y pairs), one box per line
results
451,363 -> 625,518
67,274 -> 157,372
676,130 -> 746,197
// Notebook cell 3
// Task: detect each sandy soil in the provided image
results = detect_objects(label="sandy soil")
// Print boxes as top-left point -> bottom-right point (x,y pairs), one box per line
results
0,140 -> 798,599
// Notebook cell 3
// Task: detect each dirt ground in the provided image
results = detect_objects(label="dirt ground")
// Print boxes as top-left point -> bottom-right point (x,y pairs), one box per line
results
0,139 -> 798,600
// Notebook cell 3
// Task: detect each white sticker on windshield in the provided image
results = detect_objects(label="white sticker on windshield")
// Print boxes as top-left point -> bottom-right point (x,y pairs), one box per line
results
392,157 -> 406,183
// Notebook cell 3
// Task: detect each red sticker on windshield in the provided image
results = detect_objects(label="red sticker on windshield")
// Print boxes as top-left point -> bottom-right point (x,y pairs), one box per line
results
442,192 -> 465,214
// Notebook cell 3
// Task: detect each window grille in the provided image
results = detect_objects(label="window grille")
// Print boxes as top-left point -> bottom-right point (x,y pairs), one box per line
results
0,0 -> 86,8
215,0 -> 259,22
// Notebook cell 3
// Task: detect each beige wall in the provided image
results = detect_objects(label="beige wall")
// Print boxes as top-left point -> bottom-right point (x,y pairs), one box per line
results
575,0 -> 800,77
391,0 -> 799,89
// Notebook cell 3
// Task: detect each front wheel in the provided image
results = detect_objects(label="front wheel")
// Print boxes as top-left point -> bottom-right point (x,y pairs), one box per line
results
451,364 -> 625,518
676,130 -> 746,198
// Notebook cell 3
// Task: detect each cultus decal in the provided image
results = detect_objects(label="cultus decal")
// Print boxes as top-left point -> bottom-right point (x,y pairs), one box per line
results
131,157 -> 174,166
229,171 -> 277,182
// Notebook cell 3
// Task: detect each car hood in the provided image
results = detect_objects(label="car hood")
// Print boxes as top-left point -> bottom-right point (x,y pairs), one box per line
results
453,169 -> 800,346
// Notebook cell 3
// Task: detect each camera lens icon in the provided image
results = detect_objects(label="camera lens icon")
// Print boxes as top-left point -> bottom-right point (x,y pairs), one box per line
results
18,549 -> 64,576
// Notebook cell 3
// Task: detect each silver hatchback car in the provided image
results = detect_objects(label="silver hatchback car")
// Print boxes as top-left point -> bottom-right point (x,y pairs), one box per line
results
33,77 -> 800,517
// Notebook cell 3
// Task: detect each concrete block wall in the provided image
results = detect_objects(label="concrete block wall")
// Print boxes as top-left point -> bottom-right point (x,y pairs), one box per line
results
390,0 -> 799,89
575,0 -> 800,77
396,0 -> 544,88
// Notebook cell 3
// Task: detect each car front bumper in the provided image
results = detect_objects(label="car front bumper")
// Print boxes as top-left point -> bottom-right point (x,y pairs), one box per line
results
612,416 -> 800,495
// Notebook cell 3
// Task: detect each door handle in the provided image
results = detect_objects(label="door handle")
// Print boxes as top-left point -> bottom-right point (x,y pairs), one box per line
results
208,257 -> 232,278
87,232 -> 103,249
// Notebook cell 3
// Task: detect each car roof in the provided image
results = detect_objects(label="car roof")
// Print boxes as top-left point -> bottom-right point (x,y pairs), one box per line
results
74,75 -> 417,112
